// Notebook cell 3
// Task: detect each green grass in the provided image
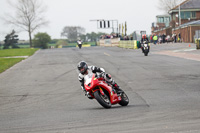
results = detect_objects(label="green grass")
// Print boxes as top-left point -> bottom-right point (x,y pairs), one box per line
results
0,48 -> 39,73
0,58 -> 25,73
0,42 -> 97,49
0,42 -> 96,49
0,48 -> 39,57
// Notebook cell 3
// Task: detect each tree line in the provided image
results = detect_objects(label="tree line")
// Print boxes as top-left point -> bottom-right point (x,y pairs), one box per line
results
1,0 -> 186,49
61,26 -> 107,42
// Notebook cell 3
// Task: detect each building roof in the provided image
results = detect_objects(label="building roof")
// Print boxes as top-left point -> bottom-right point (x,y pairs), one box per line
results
179,20 -> 200,28
156,15 -> 171,18
171,0 -> 200,11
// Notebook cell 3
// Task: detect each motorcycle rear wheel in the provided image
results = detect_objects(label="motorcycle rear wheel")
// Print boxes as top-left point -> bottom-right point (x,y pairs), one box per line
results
94,90 -> 111,109
118,92 -> 129,106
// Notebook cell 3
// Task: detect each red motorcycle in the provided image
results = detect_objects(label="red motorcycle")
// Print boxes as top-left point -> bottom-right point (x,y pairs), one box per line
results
84,73 -> 129,109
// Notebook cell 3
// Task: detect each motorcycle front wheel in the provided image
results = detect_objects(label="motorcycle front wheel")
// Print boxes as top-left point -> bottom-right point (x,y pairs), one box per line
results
94,90 -> 111,109
118,92 -> 129,106
144,50 -> 148,56
78,44 -> 82,49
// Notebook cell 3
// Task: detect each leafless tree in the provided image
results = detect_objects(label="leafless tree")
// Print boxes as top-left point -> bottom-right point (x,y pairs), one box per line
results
61,26 -> 85,42
4,0 -> 48,47
157,0 -> 185,13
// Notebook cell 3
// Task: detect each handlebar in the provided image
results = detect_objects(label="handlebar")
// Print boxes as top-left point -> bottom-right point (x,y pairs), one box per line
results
95,72 -> 105,79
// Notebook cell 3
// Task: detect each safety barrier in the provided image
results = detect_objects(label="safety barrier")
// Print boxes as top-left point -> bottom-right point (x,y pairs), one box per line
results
99,38 -> 120,47
119,40 -> 138,49
60,44 -> 91,48
76,44 -> 91,48
98,39 -> 139,49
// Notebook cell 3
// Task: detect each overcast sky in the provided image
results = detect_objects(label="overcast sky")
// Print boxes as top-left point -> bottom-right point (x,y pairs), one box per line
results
0,0 -> 163,40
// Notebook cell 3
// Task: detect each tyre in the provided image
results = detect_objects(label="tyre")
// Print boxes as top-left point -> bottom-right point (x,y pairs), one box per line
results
144,51 -> 148,56
94,90 -> 111,109
118,92 -> 129,106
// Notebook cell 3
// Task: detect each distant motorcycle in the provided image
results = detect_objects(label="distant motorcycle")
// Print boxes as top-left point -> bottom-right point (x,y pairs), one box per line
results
141,41 -> 150,56
77,40 -> 82,49
84,73 -> 129,109
78,44 -> 82,49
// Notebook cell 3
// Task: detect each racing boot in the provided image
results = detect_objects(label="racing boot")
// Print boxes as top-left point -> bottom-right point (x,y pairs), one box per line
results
84,91 -> 92,99
113,83 -> 123,94
86,91 -> 92,99
82,86 -> 92,98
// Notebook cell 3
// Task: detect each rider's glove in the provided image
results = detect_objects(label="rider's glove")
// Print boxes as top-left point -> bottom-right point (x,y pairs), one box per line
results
100,72 -> 105,77
96,72 -> 105,78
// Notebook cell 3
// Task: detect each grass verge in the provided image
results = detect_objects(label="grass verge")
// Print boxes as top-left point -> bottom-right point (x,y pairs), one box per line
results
0,48 -> 39,57
0,48 -> 39,74
0,58 -> 25,73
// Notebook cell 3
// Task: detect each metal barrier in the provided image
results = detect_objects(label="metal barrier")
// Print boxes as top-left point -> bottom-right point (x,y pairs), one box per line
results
119,40 -> 138,49
99,38 -> 120,47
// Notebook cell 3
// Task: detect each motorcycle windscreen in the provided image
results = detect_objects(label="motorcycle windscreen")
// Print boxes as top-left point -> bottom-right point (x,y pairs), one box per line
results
85,78 -> 92,86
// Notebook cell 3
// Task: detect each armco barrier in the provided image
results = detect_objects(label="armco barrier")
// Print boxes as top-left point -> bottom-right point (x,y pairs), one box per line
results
119,40 -> 138,49
99,38 -> 120,47
62,44 -> 91,48
99,38 -> 138,49
76,44 -> 91,48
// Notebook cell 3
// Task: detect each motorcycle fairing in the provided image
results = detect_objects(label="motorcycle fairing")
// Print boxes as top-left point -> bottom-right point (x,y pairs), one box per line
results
84,74 -> 121,104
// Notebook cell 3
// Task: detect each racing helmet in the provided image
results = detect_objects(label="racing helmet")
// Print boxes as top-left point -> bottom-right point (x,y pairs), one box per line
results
142,34 -> 147,39
77,61 -> 88,74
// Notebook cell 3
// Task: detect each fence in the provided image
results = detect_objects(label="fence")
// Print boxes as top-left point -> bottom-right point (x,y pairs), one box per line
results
118,40 -> 138,49
99,38 -> 120,47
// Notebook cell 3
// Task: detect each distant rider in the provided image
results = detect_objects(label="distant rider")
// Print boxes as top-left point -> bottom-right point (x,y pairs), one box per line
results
141,34 -> 149,53
77,39 -> 82,49
77,61 -> 122,97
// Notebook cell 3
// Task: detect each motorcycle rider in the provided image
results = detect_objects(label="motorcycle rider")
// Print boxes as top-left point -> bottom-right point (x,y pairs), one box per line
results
77,61 -> 122,97
77,39 -> 82,49
141,34 -> 149,53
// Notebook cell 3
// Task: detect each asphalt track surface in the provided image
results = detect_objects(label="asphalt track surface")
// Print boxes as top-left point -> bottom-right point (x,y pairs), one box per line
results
0,43 -> 200,133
